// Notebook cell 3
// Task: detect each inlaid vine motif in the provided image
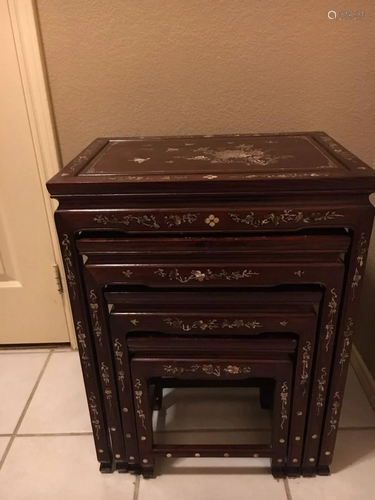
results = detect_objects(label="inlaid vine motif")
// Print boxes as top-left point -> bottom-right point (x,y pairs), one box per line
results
67,139 -> 106,174
93,214 -> 160,229
154,268 -> 259,283
339,318 -> 354,375
319,134 -> 356,162
61,234 -> 76,300
164,213 -> 199,227
301,341 -> 311,396
103,172 -> 330,181
89,290 -> 102,345
114,338 -> 125,391
280,382 -> 289,430
163,317 -> 263,332
317,367 -> 328,416
243,172 -> 328,180
75,321 -> 90,377
134,379 -> 147,430
325,288 -> 338,352
163,364 -> 251,378
90,209 -> 346,231
88,392 -> 101,440
228,210 -> 344,228
351,233 -> 367,301
114,339 -> 123,366
328,392 -> 341,436
100,362 -> 113,407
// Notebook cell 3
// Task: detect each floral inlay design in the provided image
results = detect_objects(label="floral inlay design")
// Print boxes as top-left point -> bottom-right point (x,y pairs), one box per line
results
319,135 -> 356,162
339,318 -> 354,375
105,175 -> 189,181
163,317 -> 263,332
61,234 -> 76,300
113,340 -> 125,391
294,270 -> 305,278
205,214 -> 220,227
122,270 -> 133,278
134,379 -> 146,430
184,144 -> 293,166
229,210 -> 344,228
301,341 -> 311,396
317,367 -> 328,416
164,213 -> 199,227
76,321 -> 90,376
243,172 -> 328,179
163,364 -> 251,377
100,362 -> 110,383
351,233 -> 367,301
130,319 -> 139,326
88,392 -> 101,440
89,290 -> 102,345
280,382 -> 289,430
114,339 -> 123,366
328,392 -> 341,436
93,214 -> 160,229
154,268 -> 259,283
104,172 -> 330,181
67,139 -> 106,173
100,362 -> 112,407
325,288 -> 338,352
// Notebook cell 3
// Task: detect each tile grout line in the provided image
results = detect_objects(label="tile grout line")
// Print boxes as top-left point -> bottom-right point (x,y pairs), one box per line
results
283,478 -> 293,500
133,475 -> 140,500
2,426 -> 375,437
16,432 -> 94,437
0,349 -> 56,355
0,349 -> 54,471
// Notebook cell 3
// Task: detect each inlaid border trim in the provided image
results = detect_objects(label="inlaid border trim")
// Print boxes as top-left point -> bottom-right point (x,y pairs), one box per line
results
61,234 -> 76,300
154,268 -> 260,283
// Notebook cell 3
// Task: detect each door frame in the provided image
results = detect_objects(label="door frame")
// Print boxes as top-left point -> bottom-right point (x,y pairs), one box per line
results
7,0 -> 76,346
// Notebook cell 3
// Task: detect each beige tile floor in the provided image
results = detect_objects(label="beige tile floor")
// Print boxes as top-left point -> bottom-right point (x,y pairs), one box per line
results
0,349 -> 375,499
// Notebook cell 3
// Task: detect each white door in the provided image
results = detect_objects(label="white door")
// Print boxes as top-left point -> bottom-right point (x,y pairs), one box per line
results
0,0 -> 70,344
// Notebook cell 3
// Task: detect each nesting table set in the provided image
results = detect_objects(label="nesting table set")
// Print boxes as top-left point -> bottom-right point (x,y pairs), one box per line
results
47,132 -> 375,478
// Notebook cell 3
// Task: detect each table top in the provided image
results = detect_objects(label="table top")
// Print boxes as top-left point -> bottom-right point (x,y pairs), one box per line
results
47,132 -> 375,196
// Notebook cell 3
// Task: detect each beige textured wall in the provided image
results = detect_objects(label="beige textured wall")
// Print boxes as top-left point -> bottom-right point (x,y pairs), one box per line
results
36,1 -> 375,371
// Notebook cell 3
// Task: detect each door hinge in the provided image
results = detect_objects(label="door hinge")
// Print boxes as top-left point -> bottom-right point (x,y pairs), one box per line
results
53,264 -> 63,293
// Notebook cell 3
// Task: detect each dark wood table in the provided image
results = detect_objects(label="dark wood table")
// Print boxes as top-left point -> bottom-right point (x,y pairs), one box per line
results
47,132 -> 375,477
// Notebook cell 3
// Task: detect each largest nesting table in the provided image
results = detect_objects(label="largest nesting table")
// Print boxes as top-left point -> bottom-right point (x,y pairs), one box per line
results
47,131 -> 375,477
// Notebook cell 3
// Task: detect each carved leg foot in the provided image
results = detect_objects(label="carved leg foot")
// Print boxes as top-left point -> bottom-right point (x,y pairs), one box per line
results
99,461 -> 115,473
317,465 -> 331,476
300,465 -> 317,477
116,461 -> 129,473
283,466 -> 301,478
271,465 -> 286,479
128,463 -> 142,475
141,464 -> 155,479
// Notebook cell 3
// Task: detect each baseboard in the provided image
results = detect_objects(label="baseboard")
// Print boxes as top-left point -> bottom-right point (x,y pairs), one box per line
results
351,344 -> 375,413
